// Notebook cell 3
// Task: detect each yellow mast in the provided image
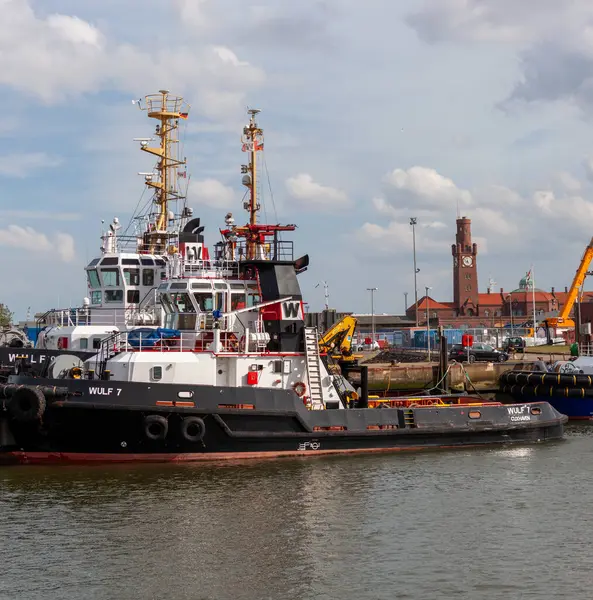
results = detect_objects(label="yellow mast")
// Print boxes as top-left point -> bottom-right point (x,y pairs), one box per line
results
139,89 -> 190,254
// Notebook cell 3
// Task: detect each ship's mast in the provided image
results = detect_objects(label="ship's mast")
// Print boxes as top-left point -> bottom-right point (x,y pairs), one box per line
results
241,109 -> 263,259
138,90 -> 190,254
220,108 -> 295,264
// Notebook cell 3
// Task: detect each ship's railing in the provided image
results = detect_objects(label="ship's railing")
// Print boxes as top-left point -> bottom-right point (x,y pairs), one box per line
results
36,306 -> 161,328
213,240 -> 294,262
109,235 -> 178,256
176,258 -> 240,279
144,93 -> 186,113
579,343 -> 593,357
37,308 -> 127,327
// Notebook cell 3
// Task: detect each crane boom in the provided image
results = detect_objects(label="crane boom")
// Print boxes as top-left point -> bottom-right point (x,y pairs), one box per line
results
544,237 -> 593,340
318,316 -> 358,360
558,237 -> 593,321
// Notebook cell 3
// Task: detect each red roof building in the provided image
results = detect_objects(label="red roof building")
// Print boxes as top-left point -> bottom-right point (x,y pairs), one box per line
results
405,216 -> 591,328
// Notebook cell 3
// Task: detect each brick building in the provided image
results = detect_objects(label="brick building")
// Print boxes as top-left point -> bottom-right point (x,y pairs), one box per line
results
406,216 -> 593,328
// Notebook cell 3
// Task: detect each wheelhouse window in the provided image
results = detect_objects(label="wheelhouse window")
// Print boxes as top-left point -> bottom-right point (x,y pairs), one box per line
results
194,293 -> 214,311
142,269 -> 155,286
101,269 -> 119,287
100,257 -> 118,265
105,289 -> 123,303
124,268 -> 140,286
127,289 -> 140,303
170,293 -> 195,313
87,269 -> 101,289
247,293 -> 261,307
91,291 -> 102,305
161,294 -> 175,314
231,293 -> 246,310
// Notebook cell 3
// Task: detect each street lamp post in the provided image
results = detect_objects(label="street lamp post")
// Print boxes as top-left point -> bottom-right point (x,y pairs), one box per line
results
367,287 -> 378,347
506,293 -> 514,336
425,285 -> 432,362
410,218 -> 419,327
404,291 -> 408,313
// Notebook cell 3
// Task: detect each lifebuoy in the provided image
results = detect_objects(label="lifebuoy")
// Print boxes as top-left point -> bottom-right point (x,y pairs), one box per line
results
7,387 -> 46,422
143,415 -> 168,441
180,416 -> 206,443
292,381 -> 307,397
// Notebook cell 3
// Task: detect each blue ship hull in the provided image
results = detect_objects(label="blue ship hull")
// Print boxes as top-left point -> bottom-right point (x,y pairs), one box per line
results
527,396 -> 593,420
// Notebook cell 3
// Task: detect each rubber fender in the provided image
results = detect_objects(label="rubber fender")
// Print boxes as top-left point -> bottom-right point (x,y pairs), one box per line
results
180,416 -> 206,443
514,373 -> 532,385
143,415 -> 168,441
7,386 -> 46,422
575,374 -> 593,387
566,387 -> 586,398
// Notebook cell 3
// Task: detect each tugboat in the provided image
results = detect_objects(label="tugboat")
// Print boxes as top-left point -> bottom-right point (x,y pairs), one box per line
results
0,90 -> 194,375
0,95 -> 567,464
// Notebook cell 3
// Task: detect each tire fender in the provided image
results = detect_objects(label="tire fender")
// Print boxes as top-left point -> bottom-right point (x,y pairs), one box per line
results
7,386 -> 46,422
143,414 -> 168,441
180,416 -> 206,443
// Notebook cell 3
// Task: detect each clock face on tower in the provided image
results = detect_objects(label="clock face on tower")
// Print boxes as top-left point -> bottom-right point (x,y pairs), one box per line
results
462,256 -> 473,267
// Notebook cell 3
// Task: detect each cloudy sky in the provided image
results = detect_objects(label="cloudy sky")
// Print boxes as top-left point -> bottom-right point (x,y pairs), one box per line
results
3,0 -> 593,319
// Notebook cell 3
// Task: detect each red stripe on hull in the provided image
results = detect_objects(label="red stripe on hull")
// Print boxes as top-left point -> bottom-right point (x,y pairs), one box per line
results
3,443 -> 503,465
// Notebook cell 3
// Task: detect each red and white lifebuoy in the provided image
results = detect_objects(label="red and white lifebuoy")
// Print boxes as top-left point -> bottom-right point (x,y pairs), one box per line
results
292,381 -> 307,397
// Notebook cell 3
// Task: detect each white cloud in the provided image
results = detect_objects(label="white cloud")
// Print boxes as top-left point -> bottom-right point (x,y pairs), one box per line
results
0,224 -> 75,262
175,0 -> 211,29
0,153 -> 62,178
383,166 -> 472,208
555,171 -> 582,192
406,1 -> 593,110
0,0 -> 264,121
472,207 -> 517,236
533,190 -> 555,214
0,210 -> 80,221
285,173 -> 349,210
188,178 -> 236,208
584,156 -> 593,182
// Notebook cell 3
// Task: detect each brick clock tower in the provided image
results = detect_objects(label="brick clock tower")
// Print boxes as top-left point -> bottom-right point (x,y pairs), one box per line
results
452,216 -> 479,316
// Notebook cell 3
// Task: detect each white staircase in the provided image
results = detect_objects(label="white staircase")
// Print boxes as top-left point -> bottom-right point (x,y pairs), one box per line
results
304,327 -> 325,410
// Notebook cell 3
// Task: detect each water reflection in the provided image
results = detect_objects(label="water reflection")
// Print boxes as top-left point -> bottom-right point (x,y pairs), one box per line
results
3,435 -> 593,599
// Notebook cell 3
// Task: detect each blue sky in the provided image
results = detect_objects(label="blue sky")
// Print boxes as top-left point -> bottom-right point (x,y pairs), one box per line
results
3,0 -> 593,319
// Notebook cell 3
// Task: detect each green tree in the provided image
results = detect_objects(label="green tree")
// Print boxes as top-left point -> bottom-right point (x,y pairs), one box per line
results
0,304 -> 13,327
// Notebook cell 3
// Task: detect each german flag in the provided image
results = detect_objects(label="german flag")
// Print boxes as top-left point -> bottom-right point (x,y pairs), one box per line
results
179,112 -> 188,119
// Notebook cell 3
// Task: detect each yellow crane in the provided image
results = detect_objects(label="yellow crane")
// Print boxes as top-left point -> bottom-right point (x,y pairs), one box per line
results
318,316 -> 360,363
543,236 -> 593,342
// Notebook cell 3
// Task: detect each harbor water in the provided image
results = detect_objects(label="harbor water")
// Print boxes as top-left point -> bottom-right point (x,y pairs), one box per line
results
2,427 -> 593,600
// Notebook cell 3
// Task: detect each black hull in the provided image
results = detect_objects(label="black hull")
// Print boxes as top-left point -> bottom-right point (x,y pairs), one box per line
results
0,376 -> 567,464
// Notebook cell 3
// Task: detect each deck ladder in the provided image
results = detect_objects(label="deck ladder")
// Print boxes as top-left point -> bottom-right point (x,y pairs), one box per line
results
304,327 -> 325,410
403,409 -> 416,428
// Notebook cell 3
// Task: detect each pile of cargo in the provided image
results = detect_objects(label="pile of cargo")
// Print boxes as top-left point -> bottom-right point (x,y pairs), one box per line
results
363,348 -> 428,364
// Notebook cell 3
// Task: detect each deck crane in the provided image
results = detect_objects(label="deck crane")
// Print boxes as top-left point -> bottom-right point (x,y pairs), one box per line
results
543,237 -> 593,344
318,315 -> 360,364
